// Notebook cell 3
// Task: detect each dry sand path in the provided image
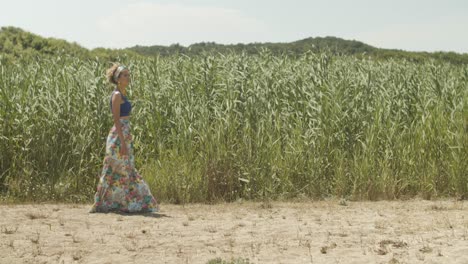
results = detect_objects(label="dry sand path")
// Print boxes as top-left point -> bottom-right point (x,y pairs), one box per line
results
1,200 -> 467,263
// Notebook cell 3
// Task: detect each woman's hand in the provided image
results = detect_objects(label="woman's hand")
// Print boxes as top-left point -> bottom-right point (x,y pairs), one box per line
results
120,142 -> 129,157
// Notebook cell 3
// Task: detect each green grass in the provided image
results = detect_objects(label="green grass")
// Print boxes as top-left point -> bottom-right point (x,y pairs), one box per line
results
0,51 -> 466,203
206,258 -> 250,264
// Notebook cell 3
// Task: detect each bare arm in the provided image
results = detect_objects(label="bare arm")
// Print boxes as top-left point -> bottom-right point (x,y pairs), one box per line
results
111,92 -> 127,154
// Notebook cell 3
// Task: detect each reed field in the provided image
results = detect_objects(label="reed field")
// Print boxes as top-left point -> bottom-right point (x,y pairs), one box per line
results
0,51 -> 466,203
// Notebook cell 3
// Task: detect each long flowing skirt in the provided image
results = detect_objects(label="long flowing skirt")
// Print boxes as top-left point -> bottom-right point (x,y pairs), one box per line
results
90,119 -> 158,213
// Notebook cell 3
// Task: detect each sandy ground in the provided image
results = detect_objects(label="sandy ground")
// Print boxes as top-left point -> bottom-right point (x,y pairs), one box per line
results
0,199 -> 467,264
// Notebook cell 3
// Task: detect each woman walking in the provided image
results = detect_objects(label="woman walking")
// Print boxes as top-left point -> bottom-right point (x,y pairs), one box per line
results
90,64 -> 158,213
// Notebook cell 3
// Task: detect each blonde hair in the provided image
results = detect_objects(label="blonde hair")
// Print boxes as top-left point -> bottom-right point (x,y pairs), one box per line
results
106,63 -> 120,85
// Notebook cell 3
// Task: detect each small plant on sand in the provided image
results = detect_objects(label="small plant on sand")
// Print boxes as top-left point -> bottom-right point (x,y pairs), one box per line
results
206,258 -> 250,264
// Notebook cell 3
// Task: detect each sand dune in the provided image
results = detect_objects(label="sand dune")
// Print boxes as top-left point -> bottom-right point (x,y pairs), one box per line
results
1,199 -> 467,263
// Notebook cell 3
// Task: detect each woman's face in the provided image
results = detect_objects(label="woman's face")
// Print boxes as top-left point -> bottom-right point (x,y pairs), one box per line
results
118,69 -> 131,87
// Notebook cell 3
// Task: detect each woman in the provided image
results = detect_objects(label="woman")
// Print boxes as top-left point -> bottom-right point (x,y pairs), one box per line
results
89,64 -> 159,213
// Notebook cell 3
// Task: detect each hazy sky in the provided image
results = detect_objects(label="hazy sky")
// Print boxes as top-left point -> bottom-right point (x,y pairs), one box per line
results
1,0 -> 467,53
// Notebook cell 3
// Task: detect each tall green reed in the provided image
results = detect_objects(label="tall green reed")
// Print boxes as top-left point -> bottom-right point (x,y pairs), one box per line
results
0,51 -> 466,202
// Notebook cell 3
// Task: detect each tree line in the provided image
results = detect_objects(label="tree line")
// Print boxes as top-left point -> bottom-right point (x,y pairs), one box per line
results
1,26 -> 467,65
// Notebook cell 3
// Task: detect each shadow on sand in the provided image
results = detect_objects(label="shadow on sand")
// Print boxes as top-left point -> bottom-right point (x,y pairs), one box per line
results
89,208 -> 171,218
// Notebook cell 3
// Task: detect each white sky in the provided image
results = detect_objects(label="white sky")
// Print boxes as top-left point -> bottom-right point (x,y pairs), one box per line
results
1,0 -> 467,53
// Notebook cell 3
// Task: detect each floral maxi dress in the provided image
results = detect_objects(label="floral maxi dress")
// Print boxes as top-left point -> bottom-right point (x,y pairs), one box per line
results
90,119 -> 159,213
